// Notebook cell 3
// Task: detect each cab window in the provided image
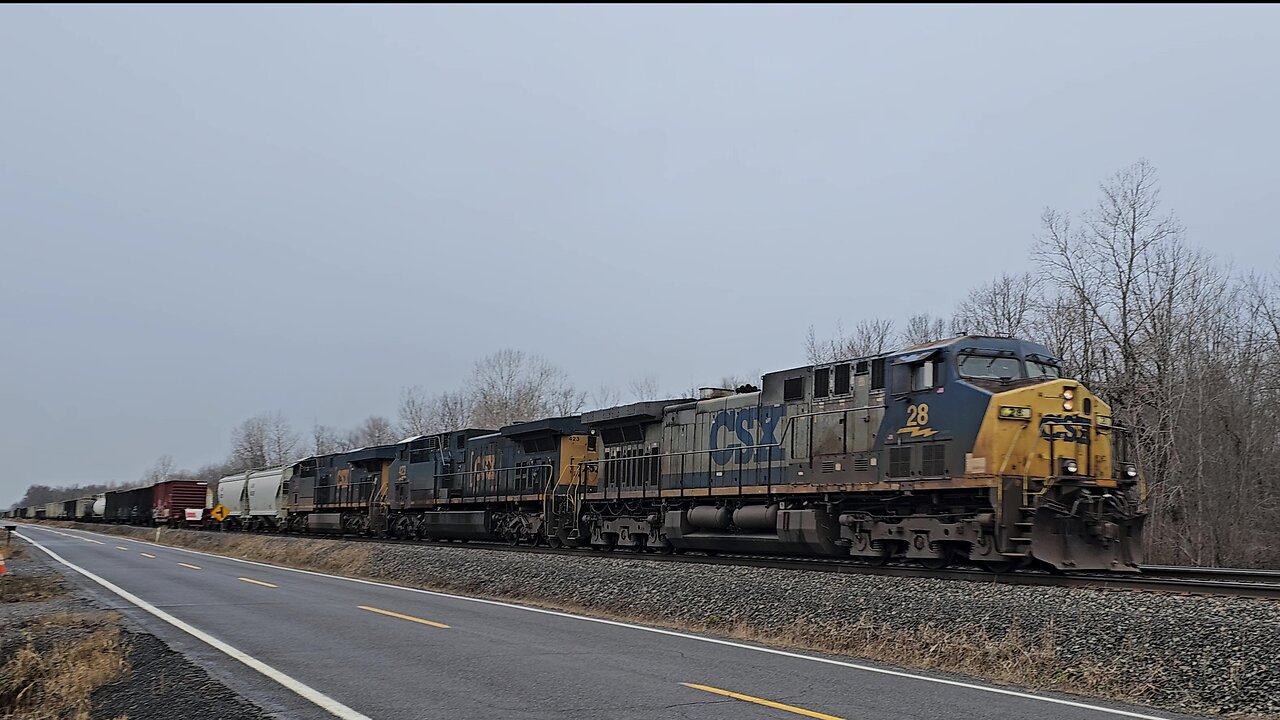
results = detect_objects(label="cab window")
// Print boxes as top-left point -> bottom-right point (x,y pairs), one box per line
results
911,361 -> 936,391
958,353 -> 1023,380
1026,358 -> 1061,379
895,357 -> 941,393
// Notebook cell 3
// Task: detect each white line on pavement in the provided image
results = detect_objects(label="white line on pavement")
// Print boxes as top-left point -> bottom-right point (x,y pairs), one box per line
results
18,531 -> 372,720
17,524 -> 1169,720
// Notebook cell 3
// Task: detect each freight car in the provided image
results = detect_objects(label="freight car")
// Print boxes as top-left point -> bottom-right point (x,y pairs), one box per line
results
216,467 -> 288,531
103,485 -> 154,523
151,480 -> 208,526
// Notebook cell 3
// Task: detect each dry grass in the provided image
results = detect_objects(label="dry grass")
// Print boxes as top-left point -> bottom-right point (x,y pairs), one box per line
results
44,522 -> 372,577
0,626 -> 130,720
26,611 -> 121,629
0,574 -> 64,604
1,542 -> 27,560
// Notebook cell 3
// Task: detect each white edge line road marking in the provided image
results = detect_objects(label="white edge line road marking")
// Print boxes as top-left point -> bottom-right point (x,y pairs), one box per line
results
16,525 -> 1168,720
18,531 -> 371,720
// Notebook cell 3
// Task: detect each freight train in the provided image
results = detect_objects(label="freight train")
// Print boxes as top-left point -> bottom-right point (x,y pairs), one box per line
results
8,335 -> 1147,571
6,480 -> 208,526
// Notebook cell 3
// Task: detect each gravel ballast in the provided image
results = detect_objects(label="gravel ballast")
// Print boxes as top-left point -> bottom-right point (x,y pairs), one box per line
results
45,522 -> 1280,718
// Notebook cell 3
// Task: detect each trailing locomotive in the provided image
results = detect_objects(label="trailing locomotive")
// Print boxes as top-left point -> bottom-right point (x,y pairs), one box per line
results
23,335 -> 1146,572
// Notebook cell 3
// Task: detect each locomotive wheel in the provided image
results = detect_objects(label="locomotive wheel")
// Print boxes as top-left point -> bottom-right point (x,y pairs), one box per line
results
982,560 -> 1016,573
601,534 -> 617,552
547,535 -> 564,549
920,556 -> 949,570
867,545 -> 893,566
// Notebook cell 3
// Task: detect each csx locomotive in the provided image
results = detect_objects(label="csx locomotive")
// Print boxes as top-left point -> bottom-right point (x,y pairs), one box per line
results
19,335 -> 1146,572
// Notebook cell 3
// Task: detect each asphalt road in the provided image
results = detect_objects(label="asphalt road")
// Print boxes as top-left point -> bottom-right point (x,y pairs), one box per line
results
17,523 -> 1200,720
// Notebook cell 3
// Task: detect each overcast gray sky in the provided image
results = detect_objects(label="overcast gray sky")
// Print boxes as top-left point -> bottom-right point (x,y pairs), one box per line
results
2,5 -> 1277,502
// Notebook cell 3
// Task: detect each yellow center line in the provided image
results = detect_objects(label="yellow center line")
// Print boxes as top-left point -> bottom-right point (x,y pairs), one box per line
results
680,683 -> 845,720
178,562 -> 201,570
115,546 -> 129,551
358,605 -> 449,629
140,553 -> 156,559
238,577 -> 277,588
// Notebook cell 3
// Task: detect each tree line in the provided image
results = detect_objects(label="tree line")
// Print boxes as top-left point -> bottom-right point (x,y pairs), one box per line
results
15,160 -> 1277,568
806,160 -> 1280,568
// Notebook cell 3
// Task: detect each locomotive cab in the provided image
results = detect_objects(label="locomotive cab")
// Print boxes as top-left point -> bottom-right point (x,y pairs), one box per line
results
958,341 -> 1147,571
836,335 -> 1145,571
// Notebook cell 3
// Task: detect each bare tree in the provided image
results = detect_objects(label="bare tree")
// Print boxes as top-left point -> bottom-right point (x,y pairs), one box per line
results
587,383 -> 621,411
547,384 -> 587,417
230,412 -> 299,470
397,385 -> 432,436
142,455 -> 174,485
1025,159 -> 1280,566
311,424 -> 350,455
346,415 -> 400,447
953,272 -> 1040,337
468,349 -> 583,428
431,390 -> 474,432
266,413 -> 300,465
806,318 -> 896,363
719,374 -> 757,392
627,376 -> 661,401
899,313 -> 950,347
397,389 -> 476,434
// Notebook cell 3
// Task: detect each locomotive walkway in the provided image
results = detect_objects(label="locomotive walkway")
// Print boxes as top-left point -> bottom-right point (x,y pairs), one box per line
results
18,523 -> 1202,720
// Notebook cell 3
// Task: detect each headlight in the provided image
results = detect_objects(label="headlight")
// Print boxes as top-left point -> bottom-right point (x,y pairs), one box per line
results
1123,465 -> 1138,479
1063,459 -> 1078,475
1062,388 -> 1075,400
1062,400 -> 1074,412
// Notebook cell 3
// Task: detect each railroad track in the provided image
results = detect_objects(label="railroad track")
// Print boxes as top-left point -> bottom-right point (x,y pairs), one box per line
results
322,532 -> 1280,600
29,520 -> 1280,600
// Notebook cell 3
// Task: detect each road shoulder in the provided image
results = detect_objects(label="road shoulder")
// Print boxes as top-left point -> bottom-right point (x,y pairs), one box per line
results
0,535 -> 274,720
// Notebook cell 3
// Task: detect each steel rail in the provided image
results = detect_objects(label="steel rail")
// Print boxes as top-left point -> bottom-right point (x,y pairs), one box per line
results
29,520 -> 1280,600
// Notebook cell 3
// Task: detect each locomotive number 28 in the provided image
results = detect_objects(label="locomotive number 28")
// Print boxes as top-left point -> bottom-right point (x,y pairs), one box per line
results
906,403 -> 930,426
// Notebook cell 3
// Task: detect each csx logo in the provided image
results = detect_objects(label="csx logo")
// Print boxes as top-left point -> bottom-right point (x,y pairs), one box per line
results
1039,418 -> 1091,444
710,406 -> 785,465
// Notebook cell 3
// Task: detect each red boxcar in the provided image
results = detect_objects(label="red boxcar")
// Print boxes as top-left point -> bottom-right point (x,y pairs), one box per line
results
152,480 -> 209,525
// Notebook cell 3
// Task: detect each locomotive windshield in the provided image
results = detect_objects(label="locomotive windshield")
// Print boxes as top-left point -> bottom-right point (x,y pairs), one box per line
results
958,350 -> 1062,381
958,352 -> 1023,380
1026,357 -> 1061,379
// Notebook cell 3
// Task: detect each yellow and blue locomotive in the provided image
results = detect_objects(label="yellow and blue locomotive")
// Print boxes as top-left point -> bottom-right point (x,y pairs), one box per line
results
572,335 -> 1144,571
